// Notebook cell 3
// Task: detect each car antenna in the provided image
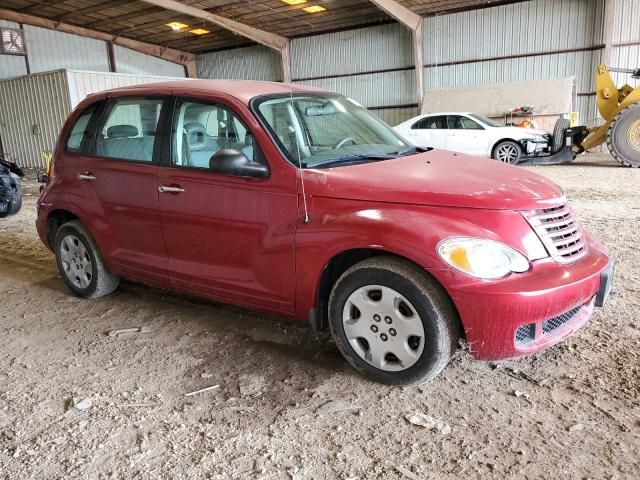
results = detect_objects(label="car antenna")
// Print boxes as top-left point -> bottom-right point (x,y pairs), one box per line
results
289,82 -> 310,224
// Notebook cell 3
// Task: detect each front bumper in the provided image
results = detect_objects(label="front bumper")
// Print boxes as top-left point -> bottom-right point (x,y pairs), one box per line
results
439,231 -> 611,360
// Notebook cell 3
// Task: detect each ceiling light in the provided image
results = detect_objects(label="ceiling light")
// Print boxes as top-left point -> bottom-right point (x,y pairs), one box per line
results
303,5 -> 326,13
281,0 -> 308,5
165,22 -> 189,31
190,28 -> 210,35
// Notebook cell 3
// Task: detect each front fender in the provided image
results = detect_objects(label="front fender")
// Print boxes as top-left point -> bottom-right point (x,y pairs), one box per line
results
294,197 -> 547,318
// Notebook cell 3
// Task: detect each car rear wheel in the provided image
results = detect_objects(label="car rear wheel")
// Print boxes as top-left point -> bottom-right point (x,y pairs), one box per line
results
328,257 -> 460,385
54,220 -> 119,299
493,140 -> 522,164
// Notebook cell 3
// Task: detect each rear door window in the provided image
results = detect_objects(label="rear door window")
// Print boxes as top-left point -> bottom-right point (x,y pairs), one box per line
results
93,98 -> 165,163
412,116 -> 447,130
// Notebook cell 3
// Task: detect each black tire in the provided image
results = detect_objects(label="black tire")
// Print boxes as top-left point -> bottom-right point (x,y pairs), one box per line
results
607,104 -> 640,167
492,140 -> 522,164
54,220 -> 119,299
328,257 -> 460,385
552,118 -> 570,153
0,174 -> 21,218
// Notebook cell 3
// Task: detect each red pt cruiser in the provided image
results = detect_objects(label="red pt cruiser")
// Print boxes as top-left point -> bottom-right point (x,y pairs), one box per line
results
36,81 -> 614,385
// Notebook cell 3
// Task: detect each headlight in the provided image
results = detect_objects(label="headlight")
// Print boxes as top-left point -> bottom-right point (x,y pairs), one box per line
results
530,134 -> 548,143
437,237 -> 530,279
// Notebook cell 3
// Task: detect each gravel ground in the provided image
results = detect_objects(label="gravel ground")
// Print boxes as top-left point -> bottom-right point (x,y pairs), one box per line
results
0,153 -> 638,479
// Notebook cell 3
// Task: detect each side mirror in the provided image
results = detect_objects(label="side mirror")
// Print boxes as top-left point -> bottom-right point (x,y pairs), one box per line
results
209,149 -> 269,179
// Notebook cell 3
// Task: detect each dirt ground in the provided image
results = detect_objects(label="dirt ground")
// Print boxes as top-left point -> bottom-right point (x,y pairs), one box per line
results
0,153 -> 638,480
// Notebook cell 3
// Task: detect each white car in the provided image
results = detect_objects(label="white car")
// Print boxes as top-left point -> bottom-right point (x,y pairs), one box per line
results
394,112 -> 552,164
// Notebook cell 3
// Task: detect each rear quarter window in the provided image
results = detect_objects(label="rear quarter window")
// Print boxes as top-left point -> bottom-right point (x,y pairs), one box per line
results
66,103 -> 99,153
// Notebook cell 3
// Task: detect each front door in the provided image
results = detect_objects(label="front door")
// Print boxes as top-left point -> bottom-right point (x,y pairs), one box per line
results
157,97 -> 297,313
407,115 -> 448,149
445,115 -> 488,156
74,96 -> 169,284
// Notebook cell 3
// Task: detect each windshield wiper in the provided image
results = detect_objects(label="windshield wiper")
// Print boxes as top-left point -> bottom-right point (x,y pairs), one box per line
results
394,146 -> 430,156
306,154 -> 397,169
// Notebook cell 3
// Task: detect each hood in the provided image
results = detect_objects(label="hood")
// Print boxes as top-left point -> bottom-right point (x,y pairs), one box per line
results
305,150 -> 564,210
499,126 -> 549,137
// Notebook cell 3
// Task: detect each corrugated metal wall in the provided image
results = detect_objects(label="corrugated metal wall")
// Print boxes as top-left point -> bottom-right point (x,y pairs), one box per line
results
610,0 -> 640,88
291,23 -> 413,79
423,0 -> 605,124
197,46 -> 282,81
291,23 -> 414,125
0,20 -> 28,79
23,24 -> 111,74
423,0 -> 604,63
113,45 -> 186,78
0,70 -> 71,167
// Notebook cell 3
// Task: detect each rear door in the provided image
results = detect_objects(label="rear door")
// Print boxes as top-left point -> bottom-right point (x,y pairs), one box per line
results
406,115 -> 447,149
73,96 -> 169,284
444,115 -> 488,156
157,96 -> 297,313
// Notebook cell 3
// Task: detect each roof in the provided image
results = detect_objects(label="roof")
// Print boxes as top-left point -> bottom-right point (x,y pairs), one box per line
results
1,1 -> 525,54
106,79 -> 325,104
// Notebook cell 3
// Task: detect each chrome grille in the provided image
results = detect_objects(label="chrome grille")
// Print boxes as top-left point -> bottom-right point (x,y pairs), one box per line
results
524,204 -> 587,263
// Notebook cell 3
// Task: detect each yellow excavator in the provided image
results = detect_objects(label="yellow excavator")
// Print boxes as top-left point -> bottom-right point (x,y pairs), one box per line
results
574,64 -> 640,167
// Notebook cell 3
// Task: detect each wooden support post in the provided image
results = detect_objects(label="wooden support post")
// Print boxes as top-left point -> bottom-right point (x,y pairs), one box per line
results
602,0 -> 615,67
367,0 -> 425,111
281,41 -> 292,83
413,21 -> 424,111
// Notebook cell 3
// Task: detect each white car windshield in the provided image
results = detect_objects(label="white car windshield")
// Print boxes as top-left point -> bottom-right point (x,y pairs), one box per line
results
469,114 -> 503,128
253,94 -> 418,168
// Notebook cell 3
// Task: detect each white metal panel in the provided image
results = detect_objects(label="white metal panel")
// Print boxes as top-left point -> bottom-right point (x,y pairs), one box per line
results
291,23 -> 412,79
66,70 -> 189,108
113,45 -> 186,77
23,24 -> 110,74
611,0 -> 640,43
295,69 -> 416,108
0,20 -> 28,79
424,50 -> 601,124
424,0 -> 604,65
0,70 -> 71,167
197,46 -> 282,81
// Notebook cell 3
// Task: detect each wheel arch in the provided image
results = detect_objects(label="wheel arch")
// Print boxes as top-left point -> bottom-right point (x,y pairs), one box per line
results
46,209 -> 80,250
310,248 -> 462,337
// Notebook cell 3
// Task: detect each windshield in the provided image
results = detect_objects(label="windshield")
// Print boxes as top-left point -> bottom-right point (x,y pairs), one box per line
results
253,94 -> 414,168
469,113 -> 503,128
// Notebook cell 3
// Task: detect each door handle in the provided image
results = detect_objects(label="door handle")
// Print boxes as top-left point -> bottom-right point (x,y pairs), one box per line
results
77,173 -> 96,181
158,185 -> 185,193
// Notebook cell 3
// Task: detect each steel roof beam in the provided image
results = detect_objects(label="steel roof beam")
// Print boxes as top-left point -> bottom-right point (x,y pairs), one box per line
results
138,0 -> 291,82
0,8 -> 196,70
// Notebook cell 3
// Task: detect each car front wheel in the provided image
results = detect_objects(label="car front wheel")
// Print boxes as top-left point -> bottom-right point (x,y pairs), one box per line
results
328,257 -> 460,385
54,220 -> 119,299
493,140 -> 522,164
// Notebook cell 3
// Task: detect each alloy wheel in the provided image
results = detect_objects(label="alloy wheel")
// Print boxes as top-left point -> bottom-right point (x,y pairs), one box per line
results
59,234 -> 93,289
496,144 -> 519,163
342,285 -> 425,372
